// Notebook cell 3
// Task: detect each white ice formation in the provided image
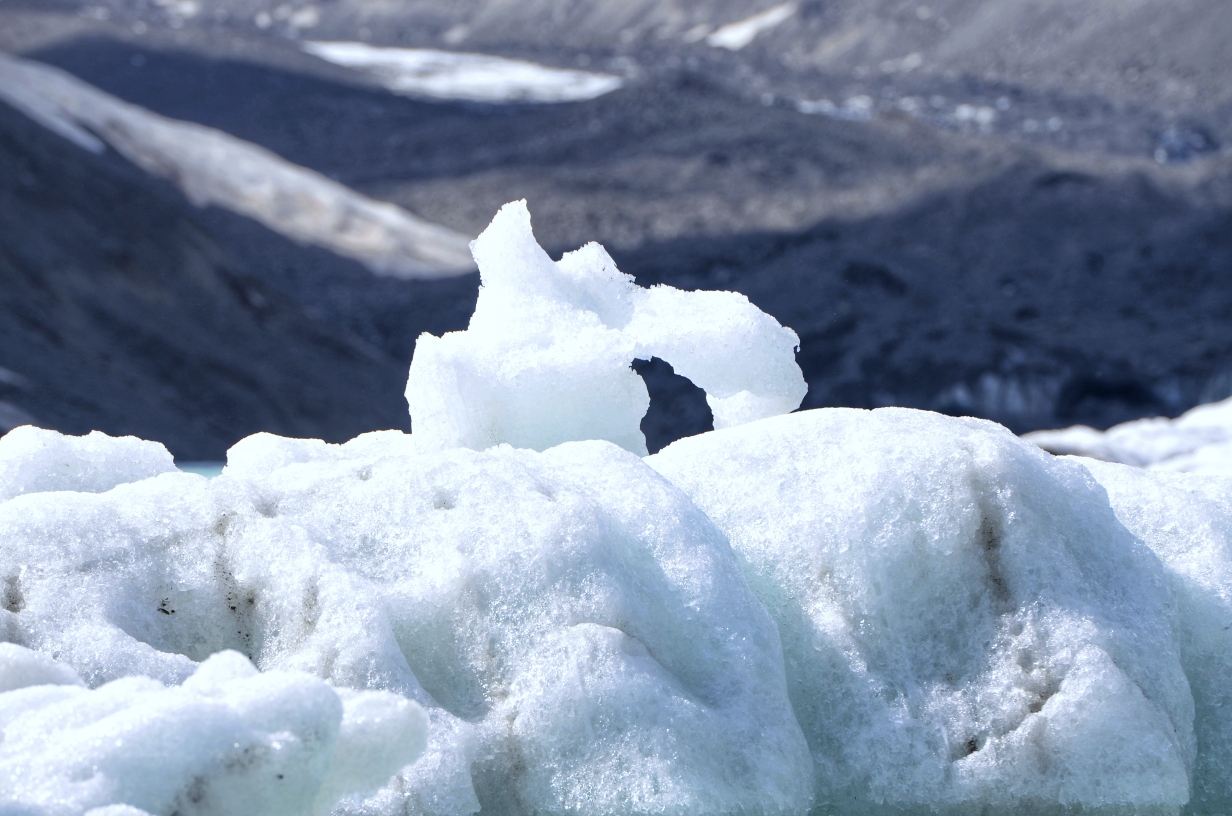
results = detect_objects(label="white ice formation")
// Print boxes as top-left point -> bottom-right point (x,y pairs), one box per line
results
302,43 -> 623,104
2,203 -> 1231,816
704,4 -> 797,51
1025,396 -> 1232,475
1077,458 -> 1232,815
1,645 -> 427,816
406,200 -> 807,455
0,52 -> 475,279
0,425 -> 176,503
1,429 -> 812,816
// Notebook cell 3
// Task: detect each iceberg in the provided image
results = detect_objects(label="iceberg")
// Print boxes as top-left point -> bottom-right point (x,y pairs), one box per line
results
406,200 -> 806,455
0,432 -> 812,816
1025,397 -> 1232,476
1071,459 -> 1232,815
2,201 -> 1230,816
649,408 -> 1195,815
0,425 -> 177,503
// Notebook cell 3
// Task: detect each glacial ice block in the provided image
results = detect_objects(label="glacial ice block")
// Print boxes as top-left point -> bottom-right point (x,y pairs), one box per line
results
649,408 -> 1195,815
0,429 -> 813,816
1025,395 -> 1232,475
0,425 -> 177,503
1075,459 -> 1232,815
405,201 -> 806,455
219,439 -> 813,816
0,646 -> 427,816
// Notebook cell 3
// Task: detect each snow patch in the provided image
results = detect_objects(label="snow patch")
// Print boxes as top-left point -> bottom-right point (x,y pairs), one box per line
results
796,95 -> 874,120
706,4 -> 796,51
302,42 -> 623,104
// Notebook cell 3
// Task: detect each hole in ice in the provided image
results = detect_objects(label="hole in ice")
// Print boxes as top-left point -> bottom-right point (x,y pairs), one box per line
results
632,357 -> 714,454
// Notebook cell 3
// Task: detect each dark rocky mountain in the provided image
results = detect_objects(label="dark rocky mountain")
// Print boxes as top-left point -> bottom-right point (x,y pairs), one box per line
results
1,1 -> 1229,456
0,93 -> 476,458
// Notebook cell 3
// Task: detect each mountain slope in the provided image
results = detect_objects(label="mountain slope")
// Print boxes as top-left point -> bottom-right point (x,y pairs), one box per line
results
1,2 -> 1230,453
0,99 -> 477,458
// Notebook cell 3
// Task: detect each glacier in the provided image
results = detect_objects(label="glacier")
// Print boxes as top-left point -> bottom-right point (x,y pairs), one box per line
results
1,202 -> 1230,816
0,52 -> 475,279
1025,398 -> 1232,476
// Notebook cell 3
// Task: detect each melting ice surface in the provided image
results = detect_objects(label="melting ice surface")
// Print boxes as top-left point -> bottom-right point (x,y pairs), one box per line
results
1,202 -> 1230,816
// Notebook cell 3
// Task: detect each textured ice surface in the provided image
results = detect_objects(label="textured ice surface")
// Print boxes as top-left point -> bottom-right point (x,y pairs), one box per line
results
0,645 -> 427,816
0,430 -> 812,816
1074,458 -> 1232,815
302,43 -> 623,103
0,425 -> 176,503
1025,396 -> 1232,475
649,408 -> 1195,815
406,201 -> 806,455
4,201 -> 1230,813
3,410 -> 1229,815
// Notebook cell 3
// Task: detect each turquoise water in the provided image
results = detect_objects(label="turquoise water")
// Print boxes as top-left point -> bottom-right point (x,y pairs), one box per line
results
176,461 -> 225,478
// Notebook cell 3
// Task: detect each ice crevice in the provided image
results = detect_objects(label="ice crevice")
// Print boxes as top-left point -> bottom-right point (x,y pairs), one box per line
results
1,201 -> 1230,816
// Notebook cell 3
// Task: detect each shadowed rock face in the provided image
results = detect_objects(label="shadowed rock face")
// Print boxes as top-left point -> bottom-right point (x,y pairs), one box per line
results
0,98 -> 477,458
1,8 -> 1230,455
620,162 -> 1232,434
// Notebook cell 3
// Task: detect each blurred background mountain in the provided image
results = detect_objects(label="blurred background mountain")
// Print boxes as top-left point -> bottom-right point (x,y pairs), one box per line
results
2,0 -> 1230,458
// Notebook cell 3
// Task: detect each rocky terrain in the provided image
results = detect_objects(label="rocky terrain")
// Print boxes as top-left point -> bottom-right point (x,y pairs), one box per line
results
1,0 -> 1230,457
